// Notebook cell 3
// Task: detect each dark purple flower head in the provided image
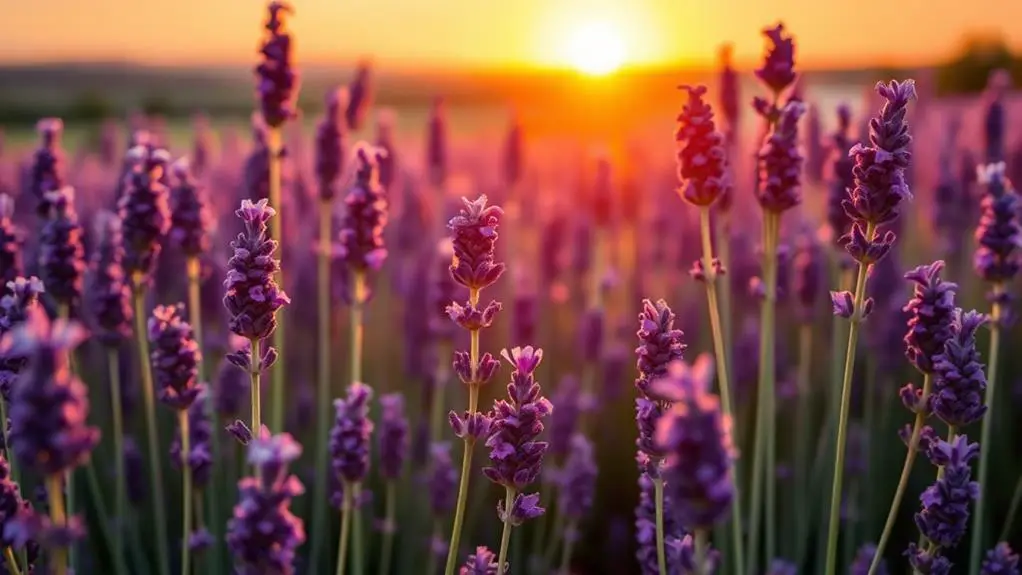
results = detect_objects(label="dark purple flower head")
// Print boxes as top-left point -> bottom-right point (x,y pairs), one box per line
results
499,491 -> 544,527
224,199 -> 290,341
653,358 -> 735,530
793,234 -> 823,322
170,390 -> 214,488
314,88 -> 349,201
214,343 -> 249,419
460,546 -> 502,575
548,375 -> 581,460
915,434 -> 980,549
2,310 -> 99,477
484,346 -> 552,494
148,304 -> 203,411
766,559 -> 797,575
982,543 -> 1019,575
330,382 -> 374,484
578,308 -> 604,364
973,163 -> 1021,287
634,298 -> 687,398
555,433 -> 597,526
38,186 -> 85,310
255,1 -> 300,128
169,158 -> 212,258
675,84 -> 730,207
0,195 -> 23,289
635,398 -> 667,474
337,143 -> 389,272
984,72 -> 1008,163
903,260 -> 958,374
430,239 -> 461,341
427,441 -> 458,516
426,98 -> 448,188
27,118 -> 66,217
378,393 -> 409,480
502,114 -> 523,188
755,23 -> 797,95
826,104 -> 857,247
0,277 -> 45,400
850,543 -> 887,575
448,195 -> 505,292
0,453 -> 28,548
757,100 -> 805,213
374,108 -> 398,190
446,300 -> 501,333
87,212 -> 133,346
227,432 -> 305,575
932,309 -> 988,427
906,543 -> 952,575
718,44 -> 740,136
635,471 -> 684,575
841,80 -> 916,232
346,61 -> 373,131
118,145 -> 172,283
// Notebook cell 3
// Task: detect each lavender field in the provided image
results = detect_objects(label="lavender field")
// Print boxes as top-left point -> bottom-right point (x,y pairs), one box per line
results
0,3 -> 1021,575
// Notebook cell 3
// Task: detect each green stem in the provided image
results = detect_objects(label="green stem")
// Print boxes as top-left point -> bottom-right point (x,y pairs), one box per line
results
336,483 -> 353,575
699,206 -> 745,575
793,323 -> 812,563
46,475 -> 68,575
179,410 -> 193,575
56,304 -> 78,574
267,126 -> 286,433
999,474 -> 1022,542
969,292 -> 1003,575
311,201 -> 334,572
694,529 -> 709,575
249,337 -> 262,437
824,222 -> 874,575
496,487 -> 517,575
868,374 -> 932,575
379,481 -> 397,575
352,482 -> 365,575
108,348 -> 127,571
558,521 -> 577,575
3,547 -> 22,575
351,271 -> 366,386
654,476 -> 667,575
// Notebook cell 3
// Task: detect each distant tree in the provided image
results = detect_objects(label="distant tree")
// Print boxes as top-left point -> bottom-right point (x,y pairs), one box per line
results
67,91 -> 114,121
141,94 -> 175,117
936,32 -> 1021,95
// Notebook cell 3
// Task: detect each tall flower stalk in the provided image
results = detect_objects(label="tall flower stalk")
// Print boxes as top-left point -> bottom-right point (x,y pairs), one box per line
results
484,346 -> 551,575
118,144 -> 172,575
825,79 -> 916,575
0,195 -> 22,290
330,383 -> 374,575
443,195 -> 505,575
674,83 -> 744,574
310,86 -> 348,570
377,394 -> 409,575
255,0 -> 299,433
969,162 -> 1021,574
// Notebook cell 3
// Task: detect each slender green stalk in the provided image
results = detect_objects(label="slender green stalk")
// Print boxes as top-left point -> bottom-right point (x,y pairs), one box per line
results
108,349 -> 127,573
694,529 -> 709,575
83,459 -> 123,575
496,487 -> 517,575
999,475 -> 1022,542
969,288 -> 1003,575
310,201 -> 334,571
793,324 -> 812,563
249,337 -> 262,436
698,207 -> 745,575
56,304 -> 78,575
444,286 -> 483,575
3,547 -> 21,575
654,476 -> 668,575
379,481 -> 397,575
46,474 -> 68,575
352,483 -> 365,575
558,521 -> 577,575
824,222 -> 875,575
178,410 -> 193,575
868,375 -> 932,575
336,483 -> 353,575
267,126 -> 286,433
862,360 -> 878,540
348,272 -> 367,575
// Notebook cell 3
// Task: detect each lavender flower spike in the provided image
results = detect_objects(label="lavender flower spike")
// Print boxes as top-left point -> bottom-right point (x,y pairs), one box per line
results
255,1 -> 299,128
0,277 -> 45,401
330,382 -> 374,484
314,88 -> 349,202
428,442 -> 458,517
27,118 -> 66,217
675,85 -> 730,207
226,432 -> 306,575
634,298 -> 687,397
981,543 -> 1019,575
555,433 -> 597,544
118,145 -> 172,284
974,163 -> 1021,290
903,261 -> 958,374
378,393 -> 409,481
755,23 -> 797,95
931,309 -> 988,427
224,199 -> 290,343
448,195 -> 506,292
0,195 -> 23,289
460,546 -> 502,575
148,304 -> 203,411
337,144 -> 389,273
169,158 -> 211,258
39,186 -> 85,313
757,100 -> 806,213
87,212 -> 133,346
170,391 -> 214,488
914,435 -> 979,550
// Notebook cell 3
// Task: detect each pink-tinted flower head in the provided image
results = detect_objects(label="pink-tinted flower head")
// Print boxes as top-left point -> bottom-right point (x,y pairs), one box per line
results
755,23 -> 797,95
675,85 -> 730,207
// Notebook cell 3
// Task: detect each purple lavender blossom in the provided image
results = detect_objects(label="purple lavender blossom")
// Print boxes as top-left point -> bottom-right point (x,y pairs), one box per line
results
825,104 -> 856,247
634,299 -> 687,397
2,310 -> 99,477
118,145 -> 172,283
548,375 -> 581,460
346,61 -> 373,131
38,187 -> 85,310
555,433 -> 597,539
982,543 -> 1019,575
448,195 -> 505,292
0,277 -> 45,401
226,432 -> 305,575
374,109 -> 398,191
378,393 -> 409,480
170,391 -> 214,488
337,144 -> 389,273
427,98 -> 448,188
460,546 -> 501,575
223,199 -> 290,343
914,434 -> 979,549
793,233 -> 822,322
984,70 -> 1009,163
757,100 -> 805,213
87,211 -> 133,346
850,543 -> 886,575
931,309 -> 988,427
0,195 -> 22,289
652,358 -> 735,530
675,85 -> 730,207
903,261 -> 958,374
255,1 -> 300,128
0,453 -> 29,548
330,382 -> 374,484
26,118 -> 66,217
905,543 -> 952,575
718,44 -> 740,139
148,304 -> 203,411
755,24 -> 797,95
635,471 -> 684,575
169,158 -> 212,258
578,308 -> 604,364
427,441 -> 458,517
315,88 -> 348,202
973,163 -> 1021,291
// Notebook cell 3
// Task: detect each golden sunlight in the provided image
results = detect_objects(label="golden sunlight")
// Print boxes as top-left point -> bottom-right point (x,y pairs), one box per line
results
565,20 -> 625,76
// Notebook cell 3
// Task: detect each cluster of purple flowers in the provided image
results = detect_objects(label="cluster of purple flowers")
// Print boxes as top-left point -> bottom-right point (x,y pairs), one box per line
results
224,199 -> 290,344
337,144 -> 389,274
0,195 -> 22,288
118,145 -> 172,284
38,186 -> 85,310
931,310 -> 988,427
0,278 -> 45,401
149,304 -> 203,411
754,24 -> 797,96
346,61 -> 373,132
634,299 -> 686,475
826,104 -> 856,247
377,393 -> 409,481
555,433 -> 597,542
675,85 -> 730,208
314,88 -> 348,201
87,212 -> 133,346
757,101 -> 806,213
973,163 -> 1021,310
170,390 -> 214,488
460,546 -> 501,575
903,261 -> 958,374
169,158 -> 212,258
26,118 -> 66,217
330,382 -> 374,486
255,1 -> 299,128
982,543 -> 1019,575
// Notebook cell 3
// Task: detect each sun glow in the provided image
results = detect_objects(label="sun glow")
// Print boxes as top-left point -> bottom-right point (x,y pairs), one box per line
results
565,20 -> 626,76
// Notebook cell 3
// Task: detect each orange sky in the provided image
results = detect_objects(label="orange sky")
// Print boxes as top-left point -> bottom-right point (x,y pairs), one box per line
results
2,0 -> 1019,69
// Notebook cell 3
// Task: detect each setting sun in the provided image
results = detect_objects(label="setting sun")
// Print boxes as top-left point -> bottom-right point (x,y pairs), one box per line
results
565,20 -> 626,76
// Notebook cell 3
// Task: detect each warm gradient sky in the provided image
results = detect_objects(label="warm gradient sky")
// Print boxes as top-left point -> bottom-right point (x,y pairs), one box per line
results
2,0 -> 1020,69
